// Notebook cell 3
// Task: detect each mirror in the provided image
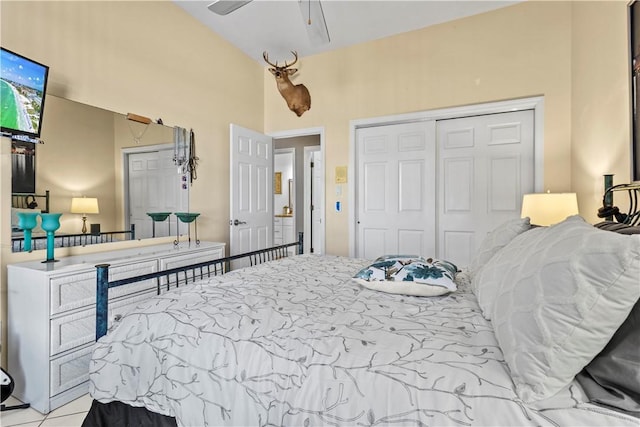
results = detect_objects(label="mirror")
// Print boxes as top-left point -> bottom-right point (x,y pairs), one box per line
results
10,94 -> 181,252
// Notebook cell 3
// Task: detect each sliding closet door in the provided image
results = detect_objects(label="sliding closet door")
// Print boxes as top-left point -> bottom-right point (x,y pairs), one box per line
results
355,121 -> 436,259
437,110 -> 535,267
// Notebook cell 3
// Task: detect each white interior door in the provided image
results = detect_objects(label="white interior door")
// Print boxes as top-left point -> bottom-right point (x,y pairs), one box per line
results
304,146 -> 324,254
230,124 -> 273,258
355,121 -> 436,259
128,148 -> 188,239
437,110 -> 535,267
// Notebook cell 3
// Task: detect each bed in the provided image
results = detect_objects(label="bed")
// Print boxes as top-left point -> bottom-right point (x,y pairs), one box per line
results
82,218 -> 640,426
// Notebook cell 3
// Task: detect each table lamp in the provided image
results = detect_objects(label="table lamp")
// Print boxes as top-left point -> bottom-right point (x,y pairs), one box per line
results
521,192 -> 579,226
70,197 -> 99,234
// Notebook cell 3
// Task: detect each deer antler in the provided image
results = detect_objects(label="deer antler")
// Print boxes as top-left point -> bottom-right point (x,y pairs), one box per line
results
263,51 -> 279,68
263,51 -> 299,69
283,51 -> 298,68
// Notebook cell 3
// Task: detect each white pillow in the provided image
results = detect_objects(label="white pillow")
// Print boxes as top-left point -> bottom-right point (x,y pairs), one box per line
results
489,215 -> 640,402
353,255 -> 457,297
467,217 -> 531,284
474,226 -> 546,320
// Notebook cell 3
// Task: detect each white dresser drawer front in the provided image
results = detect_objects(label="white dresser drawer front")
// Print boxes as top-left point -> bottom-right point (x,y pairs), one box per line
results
50,291 -> 154,356
50,345 -> 93,396
281,216 -> 293,226
159,248 -> 224,271
50,260 -> 158,315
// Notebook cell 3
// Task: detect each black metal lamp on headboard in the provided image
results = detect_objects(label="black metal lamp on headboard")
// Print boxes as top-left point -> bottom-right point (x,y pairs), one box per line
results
597,175 -> 640,225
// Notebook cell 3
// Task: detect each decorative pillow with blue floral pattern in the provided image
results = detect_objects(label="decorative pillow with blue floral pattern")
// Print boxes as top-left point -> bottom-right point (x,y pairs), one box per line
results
353,255 -> 458,297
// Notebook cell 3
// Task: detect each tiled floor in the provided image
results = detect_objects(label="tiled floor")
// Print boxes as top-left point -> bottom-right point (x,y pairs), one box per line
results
1,393 -> 91,427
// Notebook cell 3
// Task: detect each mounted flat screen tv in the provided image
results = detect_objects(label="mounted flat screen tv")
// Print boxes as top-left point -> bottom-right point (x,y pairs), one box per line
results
0,47 -> 49,139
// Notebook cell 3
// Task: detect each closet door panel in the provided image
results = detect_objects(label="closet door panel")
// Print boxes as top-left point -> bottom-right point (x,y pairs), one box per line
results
437,110 -> 535,267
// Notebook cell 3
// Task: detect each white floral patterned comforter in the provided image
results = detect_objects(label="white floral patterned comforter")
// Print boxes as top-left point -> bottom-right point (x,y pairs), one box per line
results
88,255 -> 637,426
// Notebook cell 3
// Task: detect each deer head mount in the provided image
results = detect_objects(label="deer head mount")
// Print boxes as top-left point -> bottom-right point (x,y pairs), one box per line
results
263,51 -> 311,117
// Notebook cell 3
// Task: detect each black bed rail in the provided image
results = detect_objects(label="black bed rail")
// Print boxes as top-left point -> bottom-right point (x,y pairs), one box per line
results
12,224 -> 135,252
95,232 -> 304,340
12,190 -> 50,213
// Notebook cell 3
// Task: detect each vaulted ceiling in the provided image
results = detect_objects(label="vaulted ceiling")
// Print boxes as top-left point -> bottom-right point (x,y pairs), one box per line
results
175,1 -> 521,63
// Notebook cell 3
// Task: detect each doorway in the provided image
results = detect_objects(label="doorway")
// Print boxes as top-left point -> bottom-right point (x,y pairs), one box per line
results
274,148 -> 296,247
271,129 -> 325,255
304,146 -> 323,254
228,125 -> 326,256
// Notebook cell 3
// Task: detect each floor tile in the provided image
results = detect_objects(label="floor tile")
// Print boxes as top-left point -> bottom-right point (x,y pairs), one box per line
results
46,394 -> 92,419
0,397 -> 46,427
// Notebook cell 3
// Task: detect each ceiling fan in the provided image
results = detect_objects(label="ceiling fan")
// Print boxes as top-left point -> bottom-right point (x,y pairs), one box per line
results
207,0 -> 330,45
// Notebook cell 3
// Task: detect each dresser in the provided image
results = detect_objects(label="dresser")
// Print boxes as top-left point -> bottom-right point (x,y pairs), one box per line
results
273,215 -> 295,245
6,241 -> 225,414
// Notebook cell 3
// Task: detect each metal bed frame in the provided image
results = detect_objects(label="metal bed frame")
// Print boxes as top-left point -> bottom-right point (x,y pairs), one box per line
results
11,190 -> 50,212
12,225 -> 136,252
95,233 -> 304,339
600,182 -> 640,225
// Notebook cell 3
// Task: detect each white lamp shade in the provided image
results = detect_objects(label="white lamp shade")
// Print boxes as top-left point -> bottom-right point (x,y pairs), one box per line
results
521,193 -> 578,226
70,197 -> 99,215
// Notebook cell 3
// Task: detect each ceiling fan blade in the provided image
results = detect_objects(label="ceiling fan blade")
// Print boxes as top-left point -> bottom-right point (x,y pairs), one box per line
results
207,0 -> 252,16
299,0 -> 330,46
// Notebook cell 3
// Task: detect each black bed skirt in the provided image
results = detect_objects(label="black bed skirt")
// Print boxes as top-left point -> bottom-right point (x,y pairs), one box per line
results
81,399 -> 177,427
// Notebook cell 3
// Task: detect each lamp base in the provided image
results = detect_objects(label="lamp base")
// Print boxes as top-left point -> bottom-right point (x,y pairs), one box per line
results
82,216 -> 88,234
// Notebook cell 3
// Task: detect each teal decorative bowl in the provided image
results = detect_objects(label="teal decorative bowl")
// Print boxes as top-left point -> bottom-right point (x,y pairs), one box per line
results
175,212 -> 200,223
147,212 -> 172,221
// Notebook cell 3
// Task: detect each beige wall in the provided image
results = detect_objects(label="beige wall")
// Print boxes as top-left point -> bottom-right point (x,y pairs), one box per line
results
264,1 -> 576,255
1,1 -> 264,244
572,1 -> 632,220
1,0 -> 263,364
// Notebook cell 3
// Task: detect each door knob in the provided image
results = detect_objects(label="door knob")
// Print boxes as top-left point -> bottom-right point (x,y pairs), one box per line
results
233,219 -> 247,226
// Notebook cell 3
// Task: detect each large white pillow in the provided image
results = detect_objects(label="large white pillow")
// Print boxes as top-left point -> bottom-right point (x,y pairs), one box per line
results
473,225 -> 546,320
467,217 -> 531,284
489,216 -> 640,402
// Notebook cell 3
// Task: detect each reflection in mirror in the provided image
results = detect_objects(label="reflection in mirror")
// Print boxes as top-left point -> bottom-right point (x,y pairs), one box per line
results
10,95 -> 188,252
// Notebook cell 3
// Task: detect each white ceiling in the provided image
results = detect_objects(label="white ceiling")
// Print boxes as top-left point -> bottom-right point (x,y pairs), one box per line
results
174,0 -> 521,64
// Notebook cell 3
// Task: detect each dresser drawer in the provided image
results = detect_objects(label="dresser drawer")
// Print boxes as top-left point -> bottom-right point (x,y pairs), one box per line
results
50,260 -> 158,315
281,216 -> 293,226
50,290 -> 154,356
50,345 -> 93,396
159,248 -> 225,271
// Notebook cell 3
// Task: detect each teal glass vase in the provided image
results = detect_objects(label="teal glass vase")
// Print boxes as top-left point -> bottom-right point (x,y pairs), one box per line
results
40,213 -> 62,262
16,211 -> 40,252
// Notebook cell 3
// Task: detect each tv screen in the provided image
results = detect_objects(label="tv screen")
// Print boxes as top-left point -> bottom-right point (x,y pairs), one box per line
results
0,47 -> 49,139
